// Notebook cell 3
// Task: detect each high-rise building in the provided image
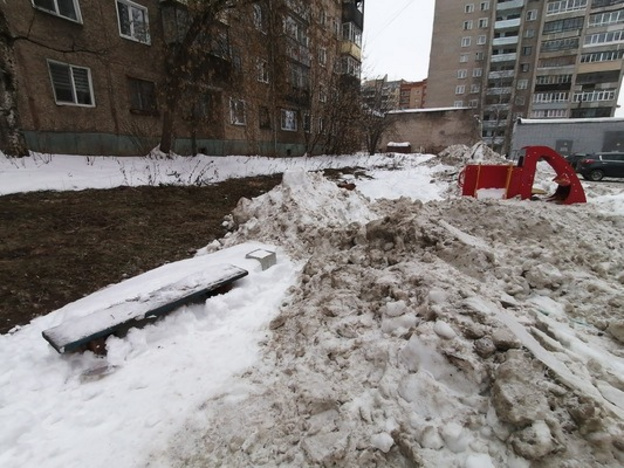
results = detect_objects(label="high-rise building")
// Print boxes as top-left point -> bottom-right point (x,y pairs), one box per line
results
2,0 -> 364,156
426,0 -> 624,153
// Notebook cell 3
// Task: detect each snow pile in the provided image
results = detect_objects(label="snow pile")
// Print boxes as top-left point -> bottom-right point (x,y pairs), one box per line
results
149,175 -> 624,467
437,142 -> 506,167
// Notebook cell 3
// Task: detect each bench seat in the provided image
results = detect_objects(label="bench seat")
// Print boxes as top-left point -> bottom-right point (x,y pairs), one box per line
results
42,264 -> 248,353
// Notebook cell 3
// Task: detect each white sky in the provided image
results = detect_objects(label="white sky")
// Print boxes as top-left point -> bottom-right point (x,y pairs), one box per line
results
362,0 -> 624,116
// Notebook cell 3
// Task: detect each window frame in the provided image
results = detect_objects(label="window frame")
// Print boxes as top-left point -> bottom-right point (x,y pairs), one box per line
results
32,0 -> 82,23
281,109 -> 297,131
256,59 -> 269,83
229,98 -> 247,126
116,0 -> 151,45
47,59 -> 95,107
127,76 -> 158,115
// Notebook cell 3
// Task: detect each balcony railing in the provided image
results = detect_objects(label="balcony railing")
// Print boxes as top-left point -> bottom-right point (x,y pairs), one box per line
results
496,0 -> 525,11
489,70 -> 516,79
491,52 -> 518,62
487,87 -> 513,95
495,18 -> 522,29
340,40 -> 362,60
493,36 -> 519,46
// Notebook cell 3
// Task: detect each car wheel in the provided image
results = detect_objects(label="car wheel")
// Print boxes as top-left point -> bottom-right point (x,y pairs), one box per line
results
588,169 -> 604,181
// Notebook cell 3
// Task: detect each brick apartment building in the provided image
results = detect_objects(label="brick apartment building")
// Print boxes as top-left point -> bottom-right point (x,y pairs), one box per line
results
362,77 -> 427,111
427,0 -> 624,154
2,0 -> 365,156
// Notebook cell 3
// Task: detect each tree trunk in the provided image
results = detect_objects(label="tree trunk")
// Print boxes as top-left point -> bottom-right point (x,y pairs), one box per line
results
0,8 -> 28,157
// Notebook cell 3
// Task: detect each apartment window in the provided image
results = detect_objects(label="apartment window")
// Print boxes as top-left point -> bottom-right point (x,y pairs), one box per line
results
522,46 -> 533,55
546,0 -> 587,16
32,0 -> 81,22
584,30 -> 624,46
318,117 -> 324,132
480,1 -> 490,11
573,89 -> 616,103
281,109 -> 297,131
590,10 -> 624,28
47,60 -> 94,106
520,63 -> 530,72
128,77 -> 157,114
533,92 -> 569,103
256,59 -> 269,83
543,17 -> 584,34
458,69 -> 468,79
253,3 -> 266,31
303,113 -> 311,133
475,51 -> 485,61
319,85 -> 327,103
460,54 -> 469,63
473,68 -> 483,77
259,106 -> 271,129
318,47 -> 327,66
461,36 -> 472,47
463,20 -> 473,30
230,98 -> 246,125
477,35 -> 487,45
515,95 -> 526,105
465,4 -> 475,13
454,100 -> 465,107
116,0 -> 150,44
517,79 -> 528,89
469,99 -> 479,108
524,28 -> 535,38
526,9 -> 538,21
580,49 -> 624,63
478,18 -> 488,28
470,84 -> 481,93
455,85 -> 466,95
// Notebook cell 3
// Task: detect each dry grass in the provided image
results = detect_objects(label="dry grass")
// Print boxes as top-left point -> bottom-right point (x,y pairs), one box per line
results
0,175 -> 282,333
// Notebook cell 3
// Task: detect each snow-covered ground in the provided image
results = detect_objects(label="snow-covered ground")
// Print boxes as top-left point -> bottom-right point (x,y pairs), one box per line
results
1,145 -> 624,467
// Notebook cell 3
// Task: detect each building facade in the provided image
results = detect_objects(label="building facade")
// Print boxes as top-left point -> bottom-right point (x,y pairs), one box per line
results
2,0 -> 364,156
399,80 -> 427,109
362,77 -> 426,111
427,0 -> 624,154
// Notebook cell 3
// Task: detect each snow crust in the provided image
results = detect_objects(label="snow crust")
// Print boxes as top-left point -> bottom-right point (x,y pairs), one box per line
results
2,143 -> 624,467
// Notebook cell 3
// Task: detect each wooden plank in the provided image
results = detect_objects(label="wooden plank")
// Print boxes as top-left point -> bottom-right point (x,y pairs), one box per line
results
42,264 -> 248,353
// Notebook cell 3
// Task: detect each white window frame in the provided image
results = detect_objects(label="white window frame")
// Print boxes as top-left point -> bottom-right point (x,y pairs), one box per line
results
256,59 -> 269,83
116,0 -> 150,44
478,17 -> 488,28
47,59 -> 95,107
473,68 -> 483,77
229,98 -> 246,126
318,47 -> 327,67
455,85 -> 466,95
32,0 -> 82,23
460,54 -> 469,63
463,20 -> 473,30
526,9 -> 538,21
454,100 -> 465,107
281,109 -> 297,131
253,3 -> 266,32
480,1 -> 490,11
465,4 -> 475,13
470,84 -> 481,93
458,69 -> 468,79
461,36 -> 472,47
517,79 -> 529,89
477,35 -> 487,45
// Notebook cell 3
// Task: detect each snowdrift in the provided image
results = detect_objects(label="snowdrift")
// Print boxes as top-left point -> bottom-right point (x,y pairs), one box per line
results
151,164 -> 624,467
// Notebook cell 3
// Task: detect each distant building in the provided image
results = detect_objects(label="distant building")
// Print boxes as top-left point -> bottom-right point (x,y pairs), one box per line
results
426,0 -> 624,155
362,76 -> 403,110
399,80 -> 427,109
3,0 -> 365,156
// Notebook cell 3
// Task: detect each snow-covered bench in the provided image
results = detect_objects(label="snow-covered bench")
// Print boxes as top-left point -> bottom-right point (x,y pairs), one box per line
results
42,264 -> 248,354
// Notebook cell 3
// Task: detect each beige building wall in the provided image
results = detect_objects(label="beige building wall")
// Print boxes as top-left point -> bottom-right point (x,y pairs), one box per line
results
382,108 -> 481,153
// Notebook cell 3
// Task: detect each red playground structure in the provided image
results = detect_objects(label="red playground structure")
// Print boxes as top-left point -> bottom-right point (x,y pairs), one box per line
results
459,145 -> 586,205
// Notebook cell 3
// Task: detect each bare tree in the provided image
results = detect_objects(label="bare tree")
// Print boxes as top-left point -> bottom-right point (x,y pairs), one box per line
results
0,6 -> 28,157
158,0 -> 251,154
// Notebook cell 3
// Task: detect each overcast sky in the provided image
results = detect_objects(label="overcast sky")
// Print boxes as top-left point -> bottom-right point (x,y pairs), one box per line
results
361,0 -> 623,116
362,0 -> 434,82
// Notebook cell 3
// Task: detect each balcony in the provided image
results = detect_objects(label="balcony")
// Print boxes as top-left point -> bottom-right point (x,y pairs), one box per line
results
493,36 -> 519,46
340,40 -> 362,60
495,18 -> 521,29
491,52 -> 517,62
487,87 -> 513,95
497,0 -> 525,10
342,1 -> 364,29
489,70 -> 516,79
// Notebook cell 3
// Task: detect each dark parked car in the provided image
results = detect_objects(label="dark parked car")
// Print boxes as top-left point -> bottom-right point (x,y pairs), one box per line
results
565,153 -> 590,172
578,152 -> 624,181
